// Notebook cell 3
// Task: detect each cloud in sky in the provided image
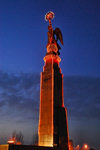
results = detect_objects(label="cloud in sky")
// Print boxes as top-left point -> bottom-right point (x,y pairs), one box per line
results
0,71 -> 40,123
64,76 -> 100,120
0,70 -> 100,148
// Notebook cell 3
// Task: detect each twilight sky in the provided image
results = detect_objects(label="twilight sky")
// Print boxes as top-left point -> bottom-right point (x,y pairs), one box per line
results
0,0 -> 100,150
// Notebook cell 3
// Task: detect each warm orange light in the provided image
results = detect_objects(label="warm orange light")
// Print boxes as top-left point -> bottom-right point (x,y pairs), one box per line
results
44,54 -> 61,64
84,144 -> 88,148
7,137 -> 16,144
38,58 -> 54,147
8,140 -> 15,144
85,145 -> 87,148
16,141 -> 22,145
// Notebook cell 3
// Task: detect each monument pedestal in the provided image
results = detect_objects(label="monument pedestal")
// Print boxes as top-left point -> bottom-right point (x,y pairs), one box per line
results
38,44 -> 69,150
0,145 -> 58,150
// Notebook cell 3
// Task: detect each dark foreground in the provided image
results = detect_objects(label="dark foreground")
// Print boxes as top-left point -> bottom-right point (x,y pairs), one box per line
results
0,145 -> 58,150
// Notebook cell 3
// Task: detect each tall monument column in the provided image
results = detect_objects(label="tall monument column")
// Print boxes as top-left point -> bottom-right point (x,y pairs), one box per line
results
38,12 -> 69,150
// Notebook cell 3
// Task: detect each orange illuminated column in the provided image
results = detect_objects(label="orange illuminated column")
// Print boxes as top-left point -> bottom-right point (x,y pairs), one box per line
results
38,43 -> 69,150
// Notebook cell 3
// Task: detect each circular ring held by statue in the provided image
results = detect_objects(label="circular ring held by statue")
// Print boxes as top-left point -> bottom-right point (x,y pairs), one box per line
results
45,11 -> 55,21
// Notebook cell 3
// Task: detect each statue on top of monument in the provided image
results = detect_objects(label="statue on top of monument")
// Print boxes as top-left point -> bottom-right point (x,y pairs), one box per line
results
45,11 -> 63,55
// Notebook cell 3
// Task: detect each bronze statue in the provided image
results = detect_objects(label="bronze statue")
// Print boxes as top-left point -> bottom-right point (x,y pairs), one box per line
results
45,11 -> 63,55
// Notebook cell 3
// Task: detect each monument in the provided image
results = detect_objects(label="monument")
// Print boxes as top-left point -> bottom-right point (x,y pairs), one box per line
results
38,11 -> 69,150
0,12 -> 69,150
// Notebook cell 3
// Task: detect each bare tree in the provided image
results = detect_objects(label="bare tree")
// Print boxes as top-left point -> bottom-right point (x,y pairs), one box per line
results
11,131 -> 24,145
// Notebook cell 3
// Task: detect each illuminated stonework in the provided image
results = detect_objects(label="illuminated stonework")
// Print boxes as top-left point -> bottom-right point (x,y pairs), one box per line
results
38,43 -> 69,149
38,12 -> 69,150
47,44 -> 58,53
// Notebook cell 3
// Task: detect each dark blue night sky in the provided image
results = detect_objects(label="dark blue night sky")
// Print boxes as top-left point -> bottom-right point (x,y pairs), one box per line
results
0,0 -> 100,150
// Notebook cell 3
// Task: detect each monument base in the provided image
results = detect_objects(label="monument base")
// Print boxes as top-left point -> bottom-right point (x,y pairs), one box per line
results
0,144 -> 69,150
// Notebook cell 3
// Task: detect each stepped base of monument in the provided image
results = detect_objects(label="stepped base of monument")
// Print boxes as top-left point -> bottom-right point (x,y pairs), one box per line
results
0,144 -> 69,150
9,145 -> 57,150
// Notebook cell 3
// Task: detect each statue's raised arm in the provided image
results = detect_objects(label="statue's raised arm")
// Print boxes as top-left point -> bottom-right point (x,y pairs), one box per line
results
45,11 -> 63,55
